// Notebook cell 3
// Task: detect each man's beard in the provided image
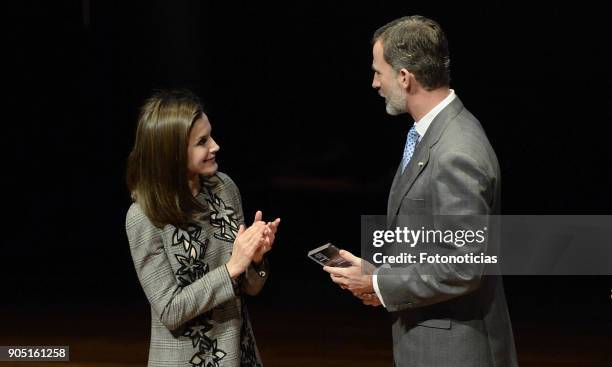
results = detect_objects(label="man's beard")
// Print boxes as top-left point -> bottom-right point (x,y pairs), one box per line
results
385,88 -> 406,116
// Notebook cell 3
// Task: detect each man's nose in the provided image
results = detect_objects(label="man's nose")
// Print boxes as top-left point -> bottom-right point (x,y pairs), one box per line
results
372,75 -> 380,89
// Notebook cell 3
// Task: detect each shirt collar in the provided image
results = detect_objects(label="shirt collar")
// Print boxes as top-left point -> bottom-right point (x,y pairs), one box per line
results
414,89 -> 456,140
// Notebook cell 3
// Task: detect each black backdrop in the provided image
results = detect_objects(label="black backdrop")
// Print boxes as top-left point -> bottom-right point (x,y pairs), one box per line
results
4,0 -> 611,359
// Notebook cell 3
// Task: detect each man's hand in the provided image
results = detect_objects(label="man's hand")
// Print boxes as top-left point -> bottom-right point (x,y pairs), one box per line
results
357,292 -> 383,307
323,250 -> 375,295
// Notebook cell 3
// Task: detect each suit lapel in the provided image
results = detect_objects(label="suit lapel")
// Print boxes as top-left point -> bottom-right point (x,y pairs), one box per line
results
387,97 -> 465,220
388,142 -> 430,221
387,162 -> 404,226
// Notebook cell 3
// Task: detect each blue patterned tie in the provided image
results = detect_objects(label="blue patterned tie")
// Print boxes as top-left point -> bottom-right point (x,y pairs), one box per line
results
401,125 -> 420,173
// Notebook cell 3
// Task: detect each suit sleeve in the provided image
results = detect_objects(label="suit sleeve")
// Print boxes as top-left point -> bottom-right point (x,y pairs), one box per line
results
377,151 -> 492,312
222,174 -> 269,296
126,204 -> 236,331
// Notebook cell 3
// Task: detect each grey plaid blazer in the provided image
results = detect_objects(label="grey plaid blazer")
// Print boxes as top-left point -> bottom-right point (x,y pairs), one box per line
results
126,172 -> 267,367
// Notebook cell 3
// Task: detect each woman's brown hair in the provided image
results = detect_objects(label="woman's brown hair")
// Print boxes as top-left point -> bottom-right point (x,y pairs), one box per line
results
126,89 -> 208,228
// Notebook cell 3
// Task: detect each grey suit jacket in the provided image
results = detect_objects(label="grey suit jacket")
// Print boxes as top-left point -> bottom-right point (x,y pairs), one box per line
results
378,97 -> 518,367
126,172 -> 266,367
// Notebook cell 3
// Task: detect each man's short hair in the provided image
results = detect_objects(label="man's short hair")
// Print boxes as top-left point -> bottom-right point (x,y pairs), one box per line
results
373,15 -> 450,90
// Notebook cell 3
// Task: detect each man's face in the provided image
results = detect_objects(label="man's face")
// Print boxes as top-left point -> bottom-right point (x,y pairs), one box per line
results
371,40 -> 406,116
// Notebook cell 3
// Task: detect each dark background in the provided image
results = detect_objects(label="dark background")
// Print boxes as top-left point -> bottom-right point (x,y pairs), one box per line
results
4,0 -> 611,365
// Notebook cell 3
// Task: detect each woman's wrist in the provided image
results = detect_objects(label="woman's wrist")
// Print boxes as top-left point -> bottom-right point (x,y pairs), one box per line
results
252,256 -> 263,266
225,261 -> 242,280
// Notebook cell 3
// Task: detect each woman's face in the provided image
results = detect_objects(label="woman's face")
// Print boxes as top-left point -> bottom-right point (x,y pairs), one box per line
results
187,114 -> 220,177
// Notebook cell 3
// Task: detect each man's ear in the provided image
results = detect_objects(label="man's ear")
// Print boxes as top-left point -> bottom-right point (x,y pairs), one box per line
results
398,68 -> 413,90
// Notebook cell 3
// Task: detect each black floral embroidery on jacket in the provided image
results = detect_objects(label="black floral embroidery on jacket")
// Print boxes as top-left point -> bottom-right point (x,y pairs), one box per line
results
183,314 -> 213,348
172,176 -> 261,366
240,303 -> 262,367
206,192 -> 239,242
190,338 -> 227,367
205,186 -> 261,366
172,224 -> 210,287
171,224 -> 226,367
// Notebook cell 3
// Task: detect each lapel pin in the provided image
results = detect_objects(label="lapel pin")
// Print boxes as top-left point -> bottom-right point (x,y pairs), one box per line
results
418,162 -> 424,167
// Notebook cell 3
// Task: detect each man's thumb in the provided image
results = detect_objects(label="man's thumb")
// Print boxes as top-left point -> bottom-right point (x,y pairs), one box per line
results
340,250 -> 360,265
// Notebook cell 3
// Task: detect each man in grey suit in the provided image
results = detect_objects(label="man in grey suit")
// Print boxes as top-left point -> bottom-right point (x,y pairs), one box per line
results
324,15 -> 518,366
